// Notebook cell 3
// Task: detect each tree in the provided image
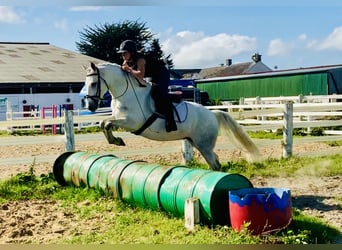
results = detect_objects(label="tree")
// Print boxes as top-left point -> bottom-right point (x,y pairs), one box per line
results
76,20 -> 173,69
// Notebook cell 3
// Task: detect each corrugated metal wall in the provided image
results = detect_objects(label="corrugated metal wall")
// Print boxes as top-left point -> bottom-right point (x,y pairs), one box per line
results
327,69 -> 342,94
196,73 -> 328,101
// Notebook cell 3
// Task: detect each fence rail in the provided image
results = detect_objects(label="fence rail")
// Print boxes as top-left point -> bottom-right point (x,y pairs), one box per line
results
238,94 -> 342,104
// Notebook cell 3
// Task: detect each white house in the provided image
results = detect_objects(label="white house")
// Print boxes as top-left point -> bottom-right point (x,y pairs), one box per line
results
0,42 -> 105,120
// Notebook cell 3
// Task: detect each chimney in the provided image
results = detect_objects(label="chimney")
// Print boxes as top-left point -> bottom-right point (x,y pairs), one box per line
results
226,58 -> 232,66
252,53 -> 262,62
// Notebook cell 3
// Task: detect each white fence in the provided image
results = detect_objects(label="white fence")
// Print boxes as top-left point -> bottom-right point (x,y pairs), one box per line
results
1,107 -> 112,133
1,94 -> 342,158
1,95 -> 342,134
207,94 -> 342,133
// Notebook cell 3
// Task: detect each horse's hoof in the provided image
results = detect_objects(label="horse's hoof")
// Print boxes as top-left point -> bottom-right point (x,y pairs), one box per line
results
108,137 -> 126,146
117,137 -> 126,146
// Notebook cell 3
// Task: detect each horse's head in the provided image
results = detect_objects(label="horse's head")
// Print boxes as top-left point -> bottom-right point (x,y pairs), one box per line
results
84,62 -> 109,112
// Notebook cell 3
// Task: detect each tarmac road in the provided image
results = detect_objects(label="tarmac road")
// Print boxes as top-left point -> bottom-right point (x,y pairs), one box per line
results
1,132 -> 342,166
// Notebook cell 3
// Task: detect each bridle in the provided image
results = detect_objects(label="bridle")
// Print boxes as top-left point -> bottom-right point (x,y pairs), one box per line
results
85,67 -> 109,103
85,66 -> 128,102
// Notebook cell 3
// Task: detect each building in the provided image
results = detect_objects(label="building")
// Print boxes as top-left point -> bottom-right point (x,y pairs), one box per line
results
198,53 -> 272,79
0,42 -> 105,120
195,64 -> 342,102
171,53 -> 272,80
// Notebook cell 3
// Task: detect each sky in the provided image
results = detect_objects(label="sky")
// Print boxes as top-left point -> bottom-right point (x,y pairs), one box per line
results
1,0 -> 342,70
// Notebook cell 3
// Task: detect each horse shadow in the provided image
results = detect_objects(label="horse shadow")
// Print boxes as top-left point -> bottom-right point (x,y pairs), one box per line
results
292,195 -> 340,212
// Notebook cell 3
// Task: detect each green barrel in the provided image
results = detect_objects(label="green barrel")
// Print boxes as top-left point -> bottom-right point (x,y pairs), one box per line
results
174,169 -> 211,216
108,160 -> 145,200
95,157 -> 128,193
63,151 -> 89,186
119,162 -> 146,204
192,172 -> 253,225
86,155 -> 120,190
53,151 -> 75,186
53,151 -> 116,187
159,166 -> 189,214
142,165 -> 175,210
128,164 -> 176,209
76,152 -> 105,187
130,163 -> 160,207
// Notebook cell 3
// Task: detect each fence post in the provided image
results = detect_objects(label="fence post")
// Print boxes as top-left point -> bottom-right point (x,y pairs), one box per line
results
282,102 -> 293,158
182,140 -> 193,165
64,110 -> 75,152
6,100 -> 12,121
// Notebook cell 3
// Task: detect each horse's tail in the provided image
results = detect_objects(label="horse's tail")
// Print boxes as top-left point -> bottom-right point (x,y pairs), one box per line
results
213,110 -> 261,162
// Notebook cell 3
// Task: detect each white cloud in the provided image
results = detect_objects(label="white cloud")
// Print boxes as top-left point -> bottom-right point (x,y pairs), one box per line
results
69,6 -> 103,12
0,6 -> 22,23
267,39 -> 292,56
297,33 -> 307,41
162,31 -> 256,68
54,19 -> 68,32
307,26 -> 342,50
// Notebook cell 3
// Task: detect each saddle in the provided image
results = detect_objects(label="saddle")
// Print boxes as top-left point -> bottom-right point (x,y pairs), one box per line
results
132,99 -> 188,135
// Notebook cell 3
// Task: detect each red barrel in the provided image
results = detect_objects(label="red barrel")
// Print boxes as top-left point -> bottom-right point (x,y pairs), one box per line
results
229,188 -> 292,235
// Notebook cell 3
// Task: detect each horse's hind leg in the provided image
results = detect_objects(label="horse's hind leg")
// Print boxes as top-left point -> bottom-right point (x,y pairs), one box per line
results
199,148 -> 221,171
100,119 -> 125,146
190,139 -> 221,171
200,151 -> 221,171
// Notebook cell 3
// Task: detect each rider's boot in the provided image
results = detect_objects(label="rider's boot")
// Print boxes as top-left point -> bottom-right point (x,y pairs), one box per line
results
166,119 -> 177,132
165,103 -> 177,132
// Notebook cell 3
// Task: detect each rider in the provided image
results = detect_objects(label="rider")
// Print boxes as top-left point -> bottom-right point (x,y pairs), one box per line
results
118,40 -> 177,132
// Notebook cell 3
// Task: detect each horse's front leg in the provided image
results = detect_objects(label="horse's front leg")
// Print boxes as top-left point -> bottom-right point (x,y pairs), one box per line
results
100,118 -> 126,146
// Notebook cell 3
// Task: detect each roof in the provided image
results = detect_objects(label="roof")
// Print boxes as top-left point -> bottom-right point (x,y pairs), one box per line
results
171,68 -> 201,79
199,62 -> 257,79
0,42 -> 105,83
173,54 -> 272,80
196,64 -> 342,83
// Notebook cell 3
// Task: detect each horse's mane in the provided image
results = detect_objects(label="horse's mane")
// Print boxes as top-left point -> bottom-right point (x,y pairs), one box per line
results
95,62 -> 151,88
97,62 -> 121,68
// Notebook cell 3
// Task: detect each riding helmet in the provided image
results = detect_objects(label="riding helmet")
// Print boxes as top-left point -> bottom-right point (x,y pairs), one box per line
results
117,40 -> 137,53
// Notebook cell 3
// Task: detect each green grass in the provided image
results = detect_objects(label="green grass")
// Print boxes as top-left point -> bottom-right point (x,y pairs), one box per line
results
188,154 -> 342,179
0,155 -> 340,244
248,127 -> 328,139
